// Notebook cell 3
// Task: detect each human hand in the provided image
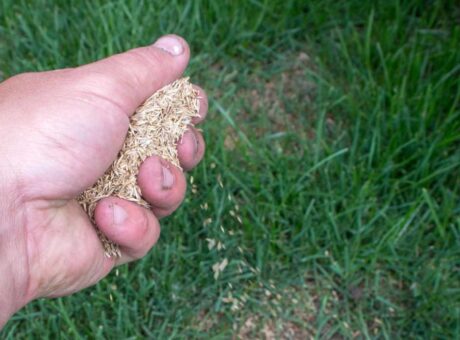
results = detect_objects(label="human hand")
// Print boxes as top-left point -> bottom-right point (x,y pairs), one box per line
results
0,35 -> 207,327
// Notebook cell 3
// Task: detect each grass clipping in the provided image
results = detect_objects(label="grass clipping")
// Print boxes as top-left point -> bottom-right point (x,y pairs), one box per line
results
77,78 -> 199,258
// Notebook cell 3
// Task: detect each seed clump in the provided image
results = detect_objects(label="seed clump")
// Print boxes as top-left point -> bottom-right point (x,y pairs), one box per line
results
77,78 -> 199,257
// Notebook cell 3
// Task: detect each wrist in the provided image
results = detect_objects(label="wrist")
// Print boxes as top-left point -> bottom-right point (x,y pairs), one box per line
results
0,287 -> 19,329
0,178 -> 32,329
0,247 -> 30,329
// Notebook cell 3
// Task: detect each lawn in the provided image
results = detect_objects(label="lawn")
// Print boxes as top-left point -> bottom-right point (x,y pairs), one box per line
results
1,0 -> 459,338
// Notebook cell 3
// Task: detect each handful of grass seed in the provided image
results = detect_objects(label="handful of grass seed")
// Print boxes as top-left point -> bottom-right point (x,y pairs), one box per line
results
77,78 -> 199,258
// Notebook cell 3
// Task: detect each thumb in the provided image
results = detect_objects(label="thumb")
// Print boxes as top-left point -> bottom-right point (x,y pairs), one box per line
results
75,34 -> 190,115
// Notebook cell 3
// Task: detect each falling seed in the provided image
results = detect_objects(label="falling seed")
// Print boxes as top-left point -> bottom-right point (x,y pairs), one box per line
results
212,258 -> 229,280
217,174 -> 223,188
191,184 -> 198,194
206,238 -> 216,250
216,241 -> 225,251
77,78 -> 199,257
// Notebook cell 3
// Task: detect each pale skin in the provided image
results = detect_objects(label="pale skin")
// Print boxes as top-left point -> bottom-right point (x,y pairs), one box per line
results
0,35 -> 207,328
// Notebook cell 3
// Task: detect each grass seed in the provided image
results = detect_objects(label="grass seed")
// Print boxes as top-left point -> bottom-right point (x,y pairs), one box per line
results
77,77 -> 199,257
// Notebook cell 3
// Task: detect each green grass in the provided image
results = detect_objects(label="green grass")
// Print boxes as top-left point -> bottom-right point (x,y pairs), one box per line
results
1,0 -> 459,338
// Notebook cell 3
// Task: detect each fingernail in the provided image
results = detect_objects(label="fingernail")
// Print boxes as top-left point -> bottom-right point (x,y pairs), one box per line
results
112,203 -> 128,225
162,165 -> 175,189
154,35 -> 184,56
